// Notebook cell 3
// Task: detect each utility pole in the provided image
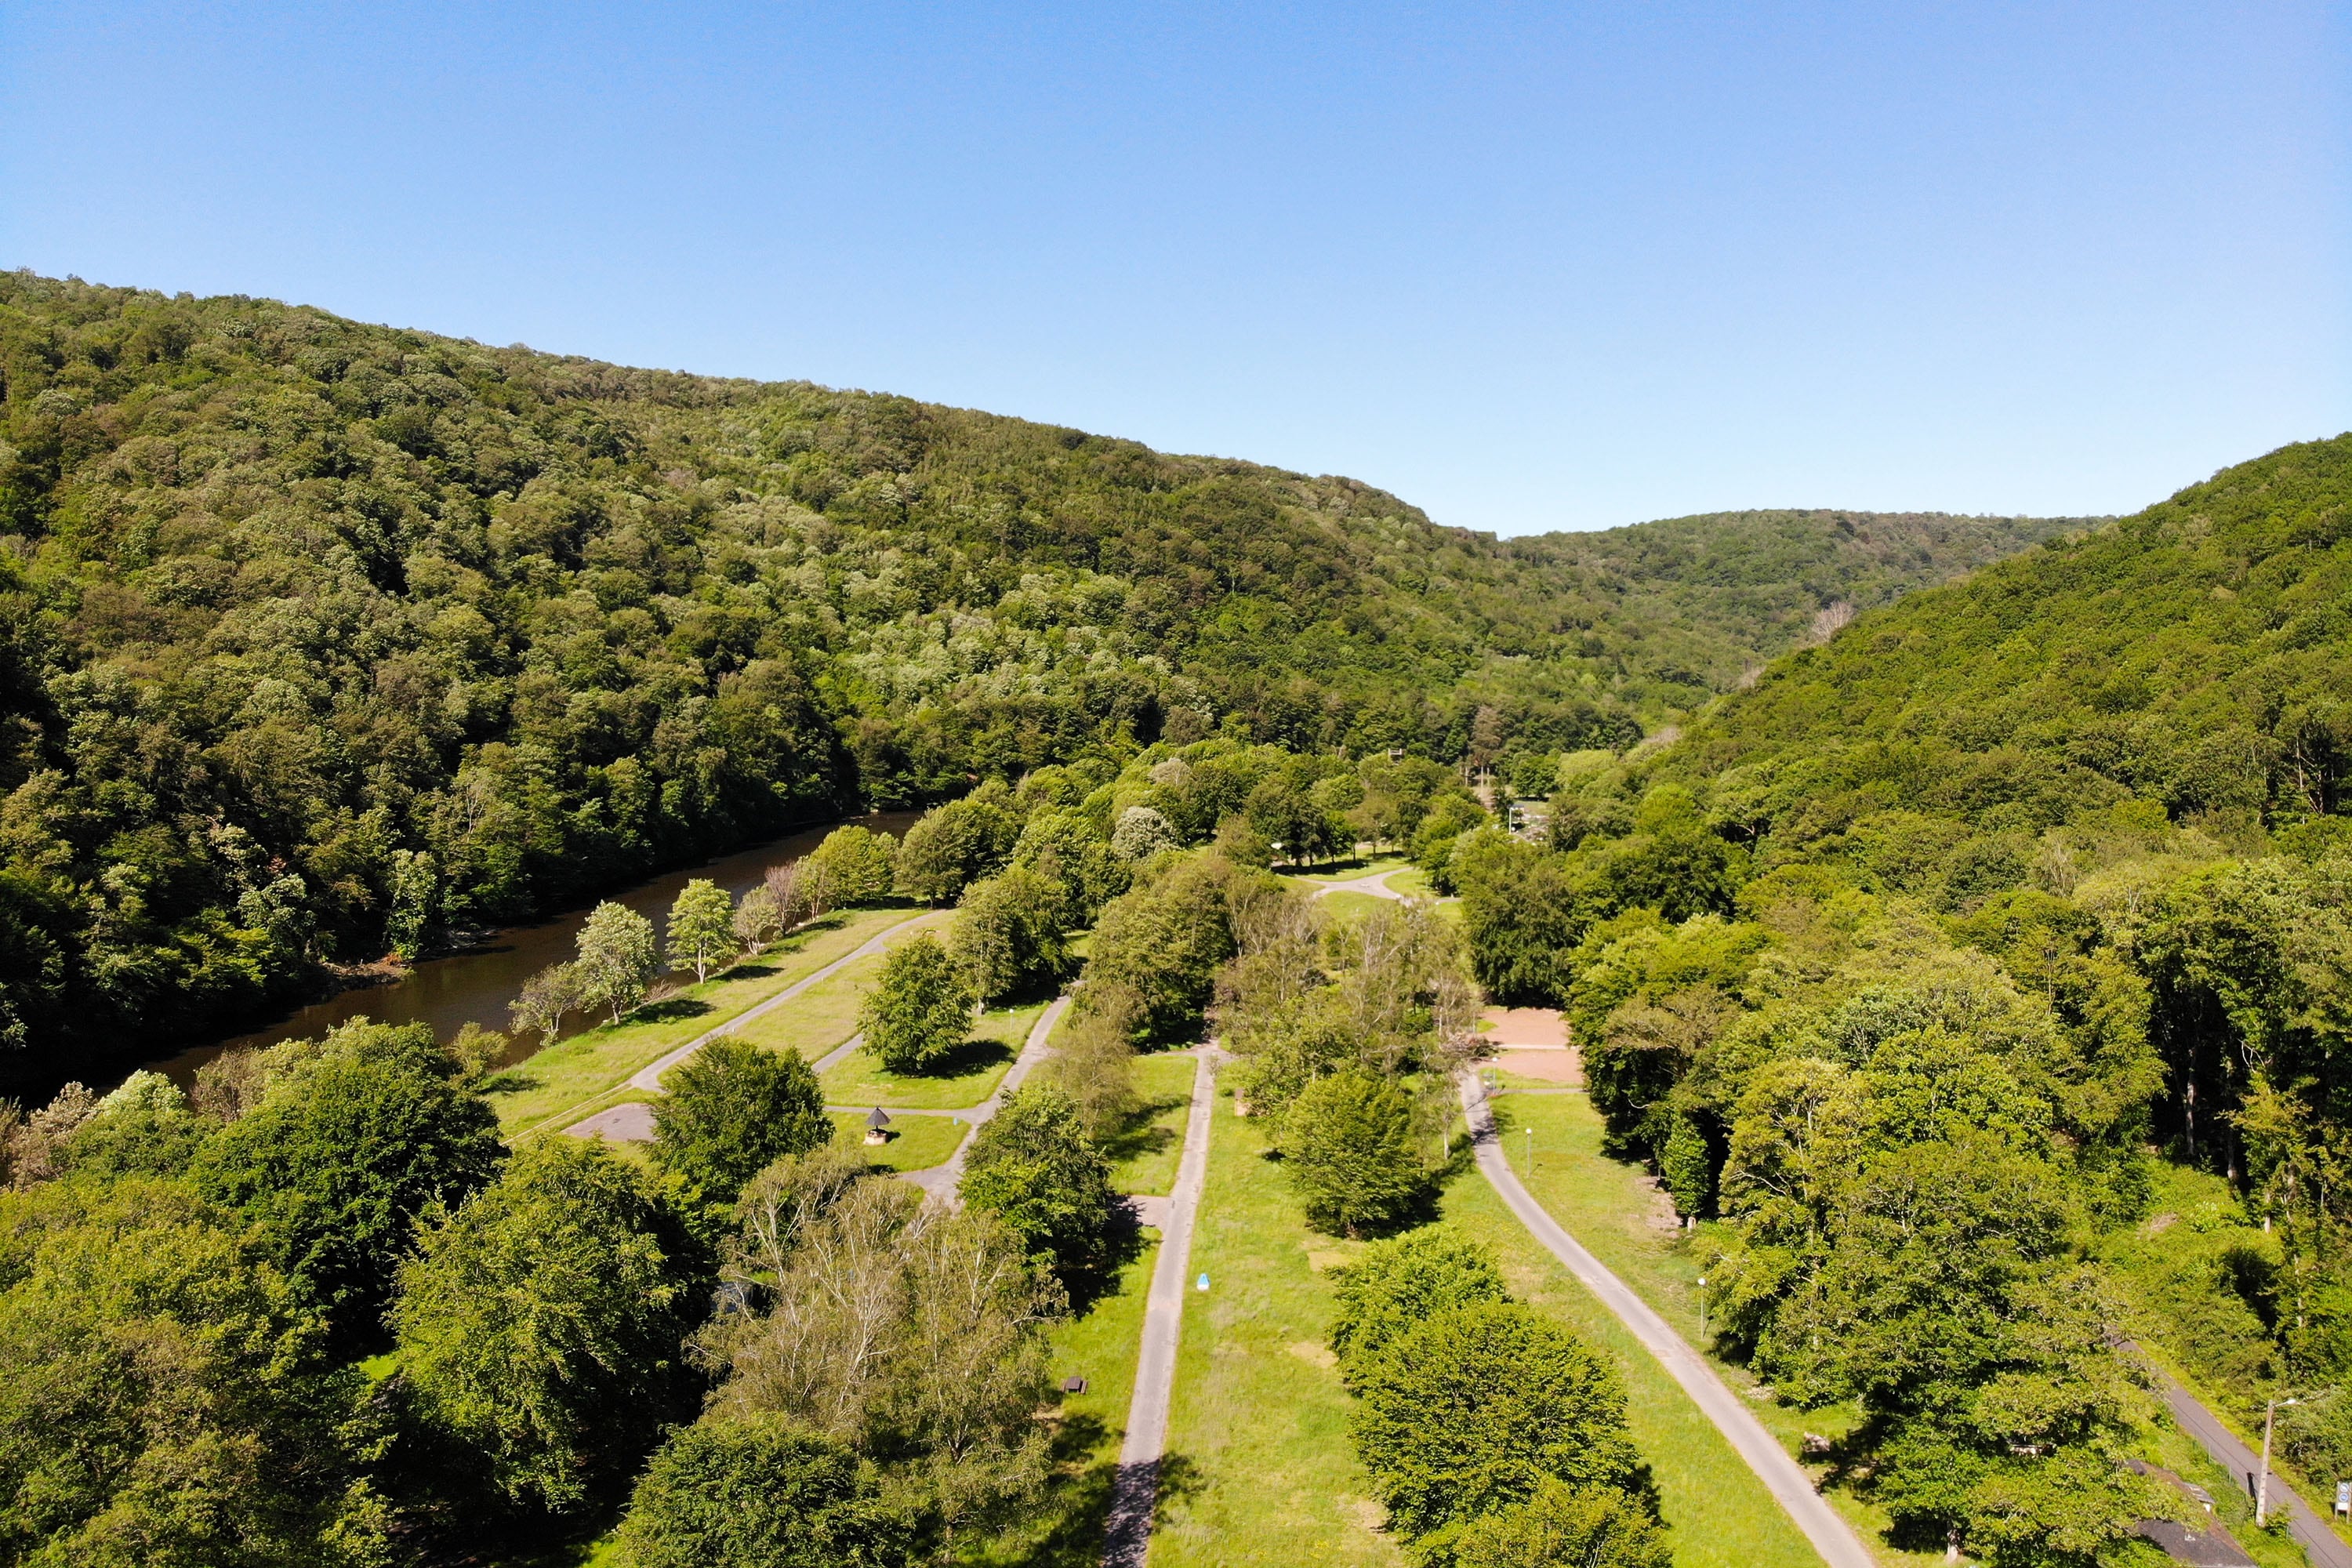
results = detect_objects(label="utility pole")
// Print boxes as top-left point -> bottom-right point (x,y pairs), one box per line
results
1698,1276 -> 1708,1342
1524,1123 -> 1534,1177
2256,1395 -> 2299,1525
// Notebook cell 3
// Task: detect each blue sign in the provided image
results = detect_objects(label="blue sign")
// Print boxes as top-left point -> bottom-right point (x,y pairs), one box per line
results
1196,1272 -> 1210,1292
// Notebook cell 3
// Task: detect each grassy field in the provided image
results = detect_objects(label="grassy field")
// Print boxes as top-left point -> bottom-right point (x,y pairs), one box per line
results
486,908 -> 920,1135
826,1111 -> 967,1172
818,1000 -> 1046,1109
1436,1154 -> 1824,1568
1381,866 -> 1436,898
1275,853 -> 1413,887
1151,1083 -> 1403,1568
1487,1091 -> 1935,1567
1104,1052 -> 1198,1196
1315,890 -> 1393,924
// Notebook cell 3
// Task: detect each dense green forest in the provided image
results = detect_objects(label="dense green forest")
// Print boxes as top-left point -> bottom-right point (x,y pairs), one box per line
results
0,270 -> 2073,1089
1443,431 -> 2352,1558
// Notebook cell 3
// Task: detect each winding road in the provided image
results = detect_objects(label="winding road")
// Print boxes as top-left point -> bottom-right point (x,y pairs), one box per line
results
1458,1072 -> 1876,1568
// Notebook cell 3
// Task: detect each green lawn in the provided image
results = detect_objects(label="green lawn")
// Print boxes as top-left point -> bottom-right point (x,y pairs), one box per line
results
1315,890 -> 1393,924
1436,1149 -> 1824,1568
1489,1091 -> 1933,1566
826,1111 -> 968,1172
965,1236 -> 1163,1566
727,910 -> 951,1060
1381,866 -> 1436,898
1104,1052 -> 1197,1196
1151,1083 -> 1403,1568
1276,853 -> 1412,887
487,909 -> 917,1136
818,1000 -> 1046,1109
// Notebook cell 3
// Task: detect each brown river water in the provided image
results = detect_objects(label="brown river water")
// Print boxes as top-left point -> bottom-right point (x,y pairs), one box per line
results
150,811 -> 917,1088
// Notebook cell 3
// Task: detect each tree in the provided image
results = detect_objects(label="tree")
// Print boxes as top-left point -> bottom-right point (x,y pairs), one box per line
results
0,1178 -> 390,1567
1328,1229 -> 1509,1385
765,859 -> 810,927
947,866 -> 1069,1004
895,786 -> 1022,905
193,1019 -> 505,1342
960,1085 -> 1118,1284
861,936 -> 974,1073
392,1138 -> 710,1513
1352,1301 -> 1644,1543
1080,853 -> 1241,1044
1279,1065 -> 1425,1236
576,901 -> 660,1023
734,884 -> 785,953
386,848 -> 439,962
1451,1480 -> 1671,1568
1042,983 -> 1141,1138
666,878 -> 738,983
810,827 -> 898,907
1110,805 -> 1180,862
510,961 -> 582,1047
1011,808 -> 1127,926
615,1415 -> 916,1568
653,1038 -> 833,1202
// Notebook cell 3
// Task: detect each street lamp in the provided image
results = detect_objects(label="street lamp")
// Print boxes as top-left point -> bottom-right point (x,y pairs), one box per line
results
2256,1395 -> 2301,1526
1697,1276 -> 1708,1342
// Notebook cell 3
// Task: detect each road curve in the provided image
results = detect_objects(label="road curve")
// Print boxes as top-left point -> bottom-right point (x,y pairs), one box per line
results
626,911 -> 935,1093
1459,1074 -> 1875,1568
1101,1047 -> 1218,1568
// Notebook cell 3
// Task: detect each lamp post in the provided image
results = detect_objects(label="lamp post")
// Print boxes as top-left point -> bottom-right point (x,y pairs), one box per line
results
2256,1395 -> 2300,1526
1697,1276 -> 1708,1342
1524,1123 -> 1534,1177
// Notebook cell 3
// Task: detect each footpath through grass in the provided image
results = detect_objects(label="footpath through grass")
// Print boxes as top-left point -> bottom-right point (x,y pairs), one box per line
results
1103,1053 -> 1197,1196
488,908 -> 916,1135
1152,1084 -> 1403,1568
1489,1091 -> 1933,1567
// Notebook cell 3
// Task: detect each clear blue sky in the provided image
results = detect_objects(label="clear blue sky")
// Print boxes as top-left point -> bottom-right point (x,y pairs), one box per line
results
3,2 -> 2346,535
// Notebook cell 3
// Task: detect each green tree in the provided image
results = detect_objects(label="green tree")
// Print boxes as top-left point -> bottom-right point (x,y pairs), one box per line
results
1080,853 -> 1240,1044
576,901 -> 660,1024
960,1084 -> 1117,1284
0,1178 -> 390,1567
894,786 -> 1022,905
809,826 -> 899,908
1109,805 -> 1180,861
1279,1065 -> 1425,1236
860,936 -> 975,1073
733,884 -> 785,953
1451,1480 -> 1671,1568
654,1038 -> 833,1202
947,866 -> 1069,1004
193,1019 -> 504,1341
1011,808 -> 1128,925
386,848 -> 439,962
1352,1301 -> 1644,1543
1328,1228 -> 1509,1385
615,1415 -> 916,1568
666,878 -> 737,983
510,961 -> 581,1048
392,1138 -> 710,1512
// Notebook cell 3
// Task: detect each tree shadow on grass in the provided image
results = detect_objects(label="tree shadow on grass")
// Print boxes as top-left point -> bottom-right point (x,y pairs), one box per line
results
1094,1091 -> 1188,1169
625,996 -> 714,1027
906,1036 -> 1015,1083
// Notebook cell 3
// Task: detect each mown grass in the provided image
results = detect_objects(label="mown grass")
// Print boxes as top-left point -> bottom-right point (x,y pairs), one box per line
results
1151,1081 -> 1403,1568
1316,890 -> 1393,924
1104,1053 -> 1197,1196
826,1111 -> 968,1172
1489,1090 -> 1934,1566
1382,866 -> 1436,898
1436,1143 -> 1824,1568
1275,853 -> 1413,887
486,909 -> 916,1135
817,1000 -> 1045,1109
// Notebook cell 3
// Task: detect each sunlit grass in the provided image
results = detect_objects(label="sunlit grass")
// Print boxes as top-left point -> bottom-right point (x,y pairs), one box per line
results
829,1111 -> 968,1172
1105,1053 -> 1198,1196
818,1000 -> 1045,1109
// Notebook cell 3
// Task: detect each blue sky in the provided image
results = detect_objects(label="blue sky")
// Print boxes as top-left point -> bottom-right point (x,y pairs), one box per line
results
3,2 -> 2346,535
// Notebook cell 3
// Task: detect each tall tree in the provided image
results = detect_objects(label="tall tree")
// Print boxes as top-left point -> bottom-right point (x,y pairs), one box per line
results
666,878 -> 738,984
860,936 -> 974,1073
653,1038 -> 833,1203
575,902 -> 660,1024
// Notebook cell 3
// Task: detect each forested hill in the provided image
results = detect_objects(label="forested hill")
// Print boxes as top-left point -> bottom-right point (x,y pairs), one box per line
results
0,270 -> 2064,1079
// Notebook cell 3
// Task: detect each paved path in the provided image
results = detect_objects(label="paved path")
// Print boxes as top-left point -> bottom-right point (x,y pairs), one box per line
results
902,995 -> 1070,1202
1459,1073 -> 1874,1568
1102,1046 -> 1218,1568
626,913 -> 934,1093
2144,1359 -> 2352,1568
1301,868 -> 1412,903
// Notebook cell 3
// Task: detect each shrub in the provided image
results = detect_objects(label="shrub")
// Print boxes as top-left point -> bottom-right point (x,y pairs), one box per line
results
1450,1480 -> 1670,1568
1279,1065 -> 1425,1236
1329,1229 -> 1509,1385
653,1038 -> 833,1202
616,1414 -> 916,1568
861,935 -> 975,1073
1352,1301 -> 1642,1541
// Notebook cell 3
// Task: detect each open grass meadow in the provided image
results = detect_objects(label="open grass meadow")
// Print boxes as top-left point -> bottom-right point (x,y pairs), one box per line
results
1102,1052 -> 1198,1196
487,908 -> 919,1136
818,999 -> 1046,1109
1151,1083 -> 1403,1568
1274,852 -> 1414,887
1315,890 -> 1395,924
1487,1090 -> 1936,1567
825,1110 -> 968,1172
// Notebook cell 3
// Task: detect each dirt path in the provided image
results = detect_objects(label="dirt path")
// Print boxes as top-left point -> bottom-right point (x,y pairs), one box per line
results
900,994 -> 1071,1203
1458,1073 -> 1873,1568
1101,1045 -> 1220,1568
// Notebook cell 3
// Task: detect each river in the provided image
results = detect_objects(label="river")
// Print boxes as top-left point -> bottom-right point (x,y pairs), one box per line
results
150,811 -> 918,1088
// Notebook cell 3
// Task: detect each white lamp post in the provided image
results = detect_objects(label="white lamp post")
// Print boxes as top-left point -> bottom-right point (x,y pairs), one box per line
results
2257,1395 -> 2300,1526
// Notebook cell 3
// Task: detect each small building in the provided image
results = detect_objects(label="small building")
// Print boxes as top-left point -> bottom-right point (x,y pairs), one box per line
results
864,1106 -> 893,1145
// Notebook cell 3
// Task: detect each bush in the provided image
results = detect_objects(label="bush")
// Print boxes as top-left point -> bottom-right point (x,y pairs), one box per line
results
393,1138 -> 711,1512
653,1038 -> 833,1202
1279,1065 -> 1425,1236
861,935 -> 975,1073
1352,1301 -> 1643,1541
1451,1480 -> 1670,1568
1329,1229 -> 1509,1385
960,1085 -> 1118,1284
617,1414 -> 916,1568
193,1019 -> 504,1342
